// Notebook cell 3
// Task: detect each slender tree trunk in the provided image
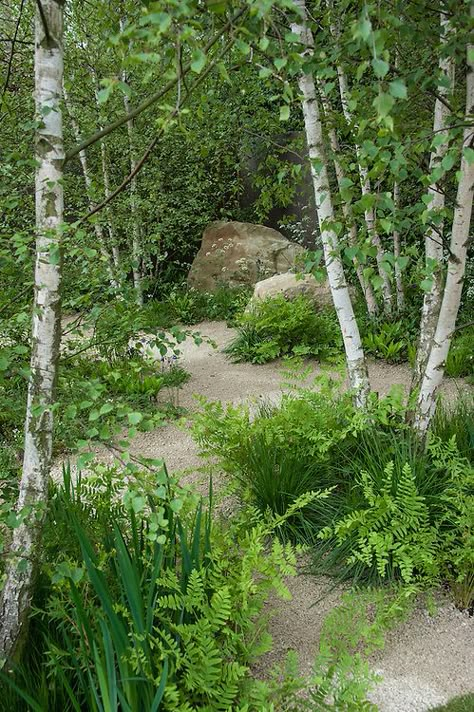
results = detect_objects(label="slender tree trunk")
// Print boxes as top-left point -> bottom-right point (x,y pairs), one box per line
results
414,18 -> 473,436
412,13 -> 455,392
92,68 -> 121,271
392,181 -> 405,311
120,20 -> 143,306
63,82 -> 118,286
319,87 -> 378,317
0,0 -> 64,662
335,61 -> 394,314
292,0 -> 370,407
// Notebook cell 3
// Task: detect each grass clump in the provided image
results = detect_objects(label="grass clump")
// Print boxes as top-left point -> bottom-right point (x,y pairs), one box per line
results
224,294 -> 342,364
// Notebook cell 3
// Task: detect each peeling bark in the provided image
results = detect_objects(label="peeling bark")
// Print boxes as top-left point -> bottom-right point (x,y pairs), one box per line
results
414,13 -> 474,436
292,0 -> 370,407
0,0 -> 64,662
412,13 -> 455,394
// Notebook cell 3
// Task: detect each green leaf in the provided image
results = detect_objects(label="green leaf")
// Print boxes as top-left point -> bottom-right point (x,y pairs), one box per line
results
99,402 -> 114,416
259,67 -> 273,79
279,104 -> 290,121
441,153 -> 456,171
463,147 -> 474,165
355,15 -> 372,42
77,452 -> 95,469
191,49 -> 206,74
397,256 -> 409,271
420,278 -> 433,292
373,92 -> 395,118
389,80 -> 407,99
274,57 -> 287,71
372,58 -> 389,78
128,412 -> 143,425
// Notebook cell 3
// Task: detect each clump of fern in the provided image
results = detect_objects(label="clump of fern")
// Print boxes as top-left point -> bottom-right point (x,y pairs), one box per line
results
316,461 -> 439,585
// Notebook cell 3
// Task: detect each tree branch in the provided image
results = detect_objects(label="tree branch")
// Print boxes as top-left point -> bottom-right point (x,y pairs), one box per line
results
1,0 -> 26,103
64,8 -> 246,163
80,37 -> 235,223
35,0 -> 51,43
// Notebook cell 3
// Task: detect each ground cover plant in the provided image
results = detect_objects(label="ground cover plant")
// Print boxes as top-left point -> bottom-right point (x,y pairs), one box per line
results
225,294 -> 342,364
0,462 -> 305,710
193,384 -> 474,611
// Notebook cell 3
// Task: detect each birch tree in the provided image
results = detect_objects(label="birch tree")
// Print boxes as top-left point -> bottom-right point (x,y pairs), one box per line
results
319,86 -> 378,317
0,0 -> 64,661
328,10 -> 394,315
292,0 -> 370,406
63,81 -> 118,286
412,12 -> 455,392
414,17 -> 474,436
392,181 -> 405,311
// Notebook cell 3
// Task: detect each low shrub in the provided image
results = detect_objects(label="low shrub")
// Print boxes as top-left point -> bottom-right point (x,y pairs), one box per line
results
362,321 -> 408,363
224,294 -> 342,364
432,396 -> 474,464
193,386 -> 474,608
445,328 -> 474,378
1,462 -> 303,711
166,285 -> 251,325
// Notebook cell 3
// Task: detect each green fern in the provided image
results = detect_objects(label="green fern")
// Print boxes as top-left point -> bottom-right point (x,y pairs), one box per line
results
319,461 -> 439,584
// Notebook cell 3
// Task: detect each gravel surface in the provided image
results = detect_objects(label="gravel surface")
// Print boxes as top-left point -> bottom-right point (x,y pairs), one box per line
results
64,320 -> 474,710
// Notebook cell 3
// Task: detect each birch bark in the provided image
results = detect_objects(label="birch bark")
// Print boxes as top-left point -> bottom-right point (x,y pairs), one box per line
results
392,181 -> 405,311
319,87 -> 378,317
0,0 -> 64,661
292,0 -> 370,406
414,14 -> 474,436
335,60 -> 394,314
412,13 -> 455,392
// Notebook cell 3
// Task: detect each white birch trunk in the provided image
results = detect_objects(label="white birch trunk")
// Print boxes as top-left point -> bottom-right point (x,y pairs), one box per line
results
319,87 -> 378,317
120,19 -> 143,306
392,181 -> 405,310
292,0 -> 370,406
92,68 -> 121,271
63,82 -> 118,286
0,0 -> 64,661
412,13 -> 455,390
414,17 -> 474,436
335,62 -> 394,314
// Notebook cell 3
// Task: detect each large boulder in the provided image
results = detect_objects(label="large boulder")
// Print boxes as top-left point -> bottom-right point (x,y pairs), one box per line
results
249,272 -> 334,309
187,221 -> 303,291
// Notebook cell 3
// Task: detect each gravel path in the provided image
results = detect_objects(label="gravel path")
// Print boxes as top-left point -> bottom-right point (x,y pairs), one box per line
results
86,320 -> 474,710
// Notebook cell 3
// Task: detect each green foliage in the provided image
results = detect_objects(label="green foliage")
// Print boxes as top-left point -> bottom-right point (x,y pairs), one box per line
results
432,396 -> 474,464
445,329 -> 474,378
225,295 -> 342,364
193,385 -> 474,608
318,461 -> 439,584
430,694 -> 474,712
2,462 -> 302,711
165,285 -> 251,325
362,321 -> 408,363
